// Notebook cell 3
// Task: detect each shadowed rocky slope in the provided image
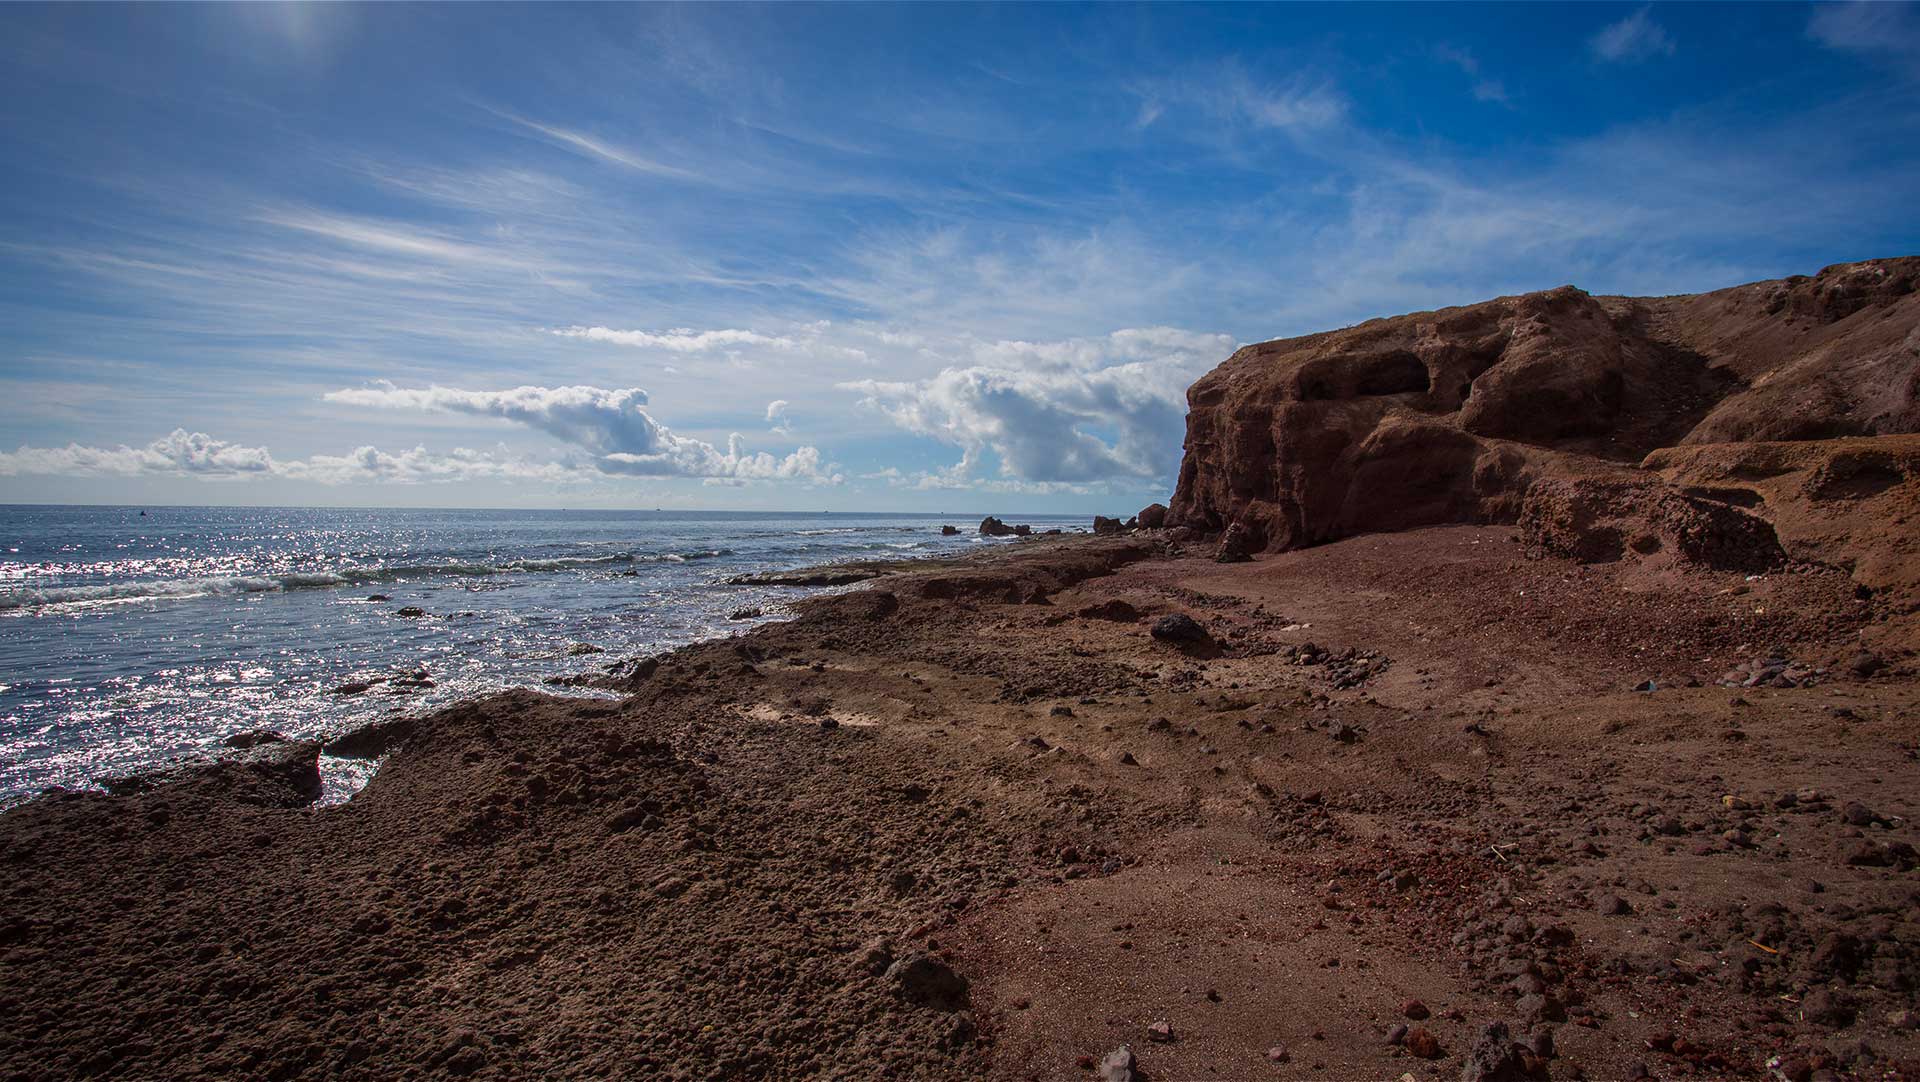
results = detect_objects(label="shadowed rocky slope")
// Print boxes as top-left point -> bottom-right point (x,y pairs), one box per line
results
1167,256 -> 1920,651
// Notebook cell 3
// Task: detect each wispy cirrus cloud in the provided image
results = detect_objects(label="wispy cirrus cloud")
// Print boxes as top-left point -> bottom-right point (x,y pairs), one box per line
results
1589,8 -> 1676,63
503,115 -> 707,182
549,326 -> 796,352
1809,1 -> 1920,72
1433,44 -> 1510,105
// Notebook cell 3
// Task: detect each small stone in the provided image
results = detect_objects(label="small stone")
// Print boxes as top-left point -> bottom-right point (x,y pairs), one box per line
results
1404,1026 -> 1442,1059
1595,892 -> 1632,916
854,939 -> 894,976
1098,1045 -> 1137,1082
884,954 -> 970,1011
1386,1024 -> 1409,1046
1265,1045 -> 1291,1063
1401,999 -> 1430,1020
1802,987 -> 1855,1028
1118,751 -> 1138,766
1518,993 -> 1566,1024
1841,801 -> 1878,826
1150,614 -> 1211,645
1146,1020 -> 1174,1043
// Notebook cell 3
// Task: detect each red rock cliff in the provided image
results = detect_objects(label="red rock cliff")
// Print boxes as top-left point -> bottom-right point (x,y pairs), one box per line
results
1169,257 -> 1920,552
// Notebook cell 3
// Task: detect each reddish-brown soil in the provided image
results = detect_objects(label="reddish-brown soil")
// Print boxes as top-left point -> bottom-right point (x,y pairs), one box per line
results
2,531 -> 1915,1080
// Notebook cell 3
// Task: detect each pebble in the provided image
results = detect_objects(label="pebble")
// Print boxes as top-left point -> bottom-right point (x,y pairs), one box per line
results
1401,999 -> 1430,1020
1265,1045 -> 1291,1063
1594,892 -> 1632,916
1099,1045 -> 1136,1082
1403,1026 -> 1442,1059
1146,1020 -> 1174,1042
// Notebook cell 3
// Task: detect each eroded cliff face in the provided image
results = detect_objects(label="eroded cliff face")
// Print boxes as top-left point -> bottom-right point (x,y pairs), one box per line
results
1169,257 -> 1920,555
1165,257 -> 1920,653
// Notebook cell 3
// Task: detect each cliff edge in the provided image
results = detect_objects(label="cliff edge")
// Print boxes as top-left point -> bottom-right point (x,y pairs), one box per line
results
1167,256 -> 1920,646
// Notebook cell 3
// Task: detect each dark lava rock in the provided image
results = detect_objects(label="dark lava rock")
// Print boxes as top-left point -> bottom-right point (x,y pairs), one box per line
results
365,594 -> 390,602
1402,999 -> 1430,1020
1595,892 -> 1633,916
567,642 -> 605,655
727,608 -> 763,621
1093,515 -> 1126,536
1461,1022 -> 1542,1082
1150,613 -> 1210,644
1517,992 -> 1566,1024
1849,652 -> 1884,678
941,524 -> 960,536
1404,1026 -> 1442,1059
885,954 -> 970,1011
1841,801 -> 1879,826
979,516 -> 1016,537
1137,502 -> 1169,529
395,606 -> 426,617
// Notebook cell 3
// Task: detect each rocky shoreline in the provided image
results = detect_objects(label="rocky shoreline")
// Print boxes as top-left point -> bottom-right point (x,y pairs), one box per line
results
1,523 -> 1915,1079
5,256 -> 1919,1080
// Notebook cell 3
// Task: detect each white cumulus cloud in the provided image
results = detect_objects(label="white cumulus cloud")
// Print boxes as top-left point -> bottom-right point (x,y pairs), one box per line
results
326,382 -> 839,484
841,327 -> 1234,486
0,429 -> 278,479
0,429 -> 566,486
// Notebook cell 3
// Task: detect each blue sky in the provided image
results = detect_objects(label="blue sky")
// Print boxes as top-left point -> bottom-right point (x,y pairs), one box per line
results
2,2 -> 1917,512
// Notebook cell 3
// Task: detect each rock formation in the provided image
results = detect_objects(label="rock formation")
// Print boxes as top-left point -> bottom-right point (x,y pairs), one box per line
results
1168,256 -> 1920,643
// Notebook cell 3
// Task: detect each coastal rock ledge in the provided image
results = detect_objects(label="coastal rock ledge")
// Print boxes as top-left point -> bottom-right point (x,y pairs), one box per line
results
1166,257 -> 1920,639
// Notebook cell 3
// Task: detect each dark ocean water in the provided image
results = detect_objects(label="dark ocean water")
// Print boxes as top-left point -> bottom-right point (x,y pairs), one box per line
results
0,505 -> 1085,803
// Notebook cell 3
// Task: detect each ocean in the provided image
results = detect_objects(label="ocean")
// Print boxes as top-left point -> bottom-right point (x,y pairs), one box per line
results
0,504 -> 1087,804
